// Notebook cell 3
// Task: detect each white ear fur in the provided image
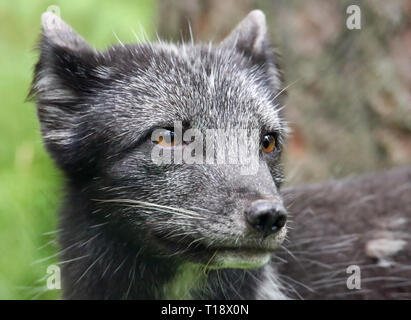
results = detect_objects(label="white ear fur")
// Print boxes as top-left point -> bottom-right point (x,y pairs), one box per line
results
221,10 -> 268,56
41,12 -> 92,51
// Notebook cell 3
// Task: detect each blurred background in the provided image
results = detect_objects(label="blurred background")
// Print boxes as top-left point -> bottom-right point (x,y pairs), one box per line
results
0,0 -> 409,299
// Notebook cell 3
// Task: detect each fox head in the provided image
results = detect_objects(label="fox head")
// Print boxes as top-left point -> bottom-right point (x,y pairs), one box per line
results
30,10 -> 288,269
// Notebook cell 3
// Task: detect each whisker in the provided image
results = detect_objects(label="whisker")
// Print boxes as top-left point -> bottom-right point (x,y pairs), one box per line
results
92,198 -> 206,220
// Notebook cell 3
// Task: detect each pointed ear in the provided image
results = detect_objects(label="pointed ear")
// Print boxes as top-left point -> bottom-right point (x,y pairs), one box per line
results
221,10 -> 268,58
221,10 -> 282,92
29,13 -> 102,177
31,13 -> 98,102
41,12 -> 92,52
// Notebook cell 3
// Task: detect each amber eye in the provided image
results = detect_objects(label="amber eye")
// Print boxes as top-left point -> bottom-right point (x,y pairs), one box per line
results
262,135 -> 276,153
155,130 -> 176,147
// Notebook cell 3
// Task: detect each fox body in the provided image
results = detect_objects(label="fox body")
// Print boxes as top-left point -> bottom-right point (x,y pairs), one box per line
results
281,167 -> 411,300
30,10 -> 411,300
30,11 -> 290,299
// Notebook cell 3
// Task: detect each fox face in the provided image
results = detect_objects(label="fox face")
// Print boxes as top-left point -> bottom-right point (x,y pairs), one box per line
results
30,11 -> 288,270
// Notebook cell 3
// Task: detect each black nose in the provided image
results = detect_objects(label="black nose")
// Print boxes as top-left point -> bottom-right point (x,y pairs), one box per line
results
245,200 -> 287,238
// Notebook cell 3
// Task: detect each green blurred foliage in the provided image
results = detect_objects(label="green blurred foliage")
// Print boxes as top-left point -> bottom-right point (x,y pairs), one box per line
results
0,0 -> 155,299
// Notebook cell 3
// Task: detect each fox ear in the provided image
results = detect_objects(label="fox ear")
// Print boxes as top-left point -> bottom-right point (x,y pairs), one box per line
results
41,12 -> 92,52
31,12 -> 97,102
221,10 -> 268,58
29,13 -> 102,177
221,10 -> 281,91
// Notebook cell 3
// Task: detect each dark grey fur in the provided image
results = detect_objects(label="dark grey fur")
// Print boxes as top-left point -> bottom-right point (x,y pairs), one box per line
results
29,10 -> 411,300
280,166 -> 411,299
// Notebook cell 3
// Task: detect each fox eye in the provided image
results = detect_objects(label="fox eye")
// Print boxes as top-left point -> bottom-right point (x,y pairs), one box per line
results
154,129 -> 176,147
262,134 -> 276,153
